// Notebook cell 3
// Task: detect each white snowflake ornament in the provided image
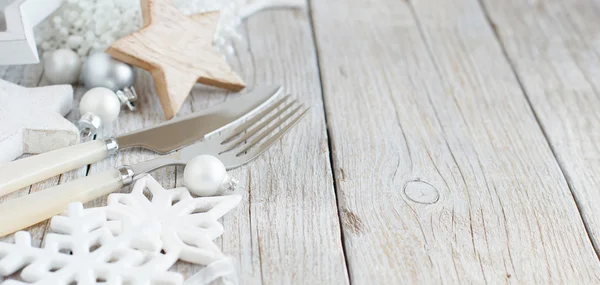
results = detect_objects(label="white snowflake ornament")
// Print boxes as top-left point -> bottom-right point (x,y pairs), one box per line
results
106,175 -> 242,265
0,176 -> 242,285
0,203 -> 181,285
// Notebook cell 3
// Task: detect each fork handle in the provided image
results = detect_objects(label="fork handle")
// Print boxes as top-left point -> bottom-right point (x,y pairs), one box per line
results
0,169 -> 124,237
0,139 -> 112,197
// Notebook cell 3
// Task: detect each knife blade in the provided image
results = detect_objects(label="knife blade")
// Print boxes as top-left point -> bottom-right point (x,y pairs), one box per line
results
116,85 -> 282,153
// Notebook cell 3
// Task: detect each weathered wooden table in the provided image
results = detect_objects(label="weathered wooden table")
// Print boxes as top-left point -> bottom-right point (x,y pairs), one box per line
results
3,0 -> 600,283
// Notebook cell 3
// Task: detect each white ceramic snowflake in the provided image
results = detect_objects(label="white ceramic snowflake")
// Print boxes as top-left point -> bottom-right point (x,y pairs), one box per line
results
0,204 -> 179,284
106,175 -> 242,266
0,176 -> 241,285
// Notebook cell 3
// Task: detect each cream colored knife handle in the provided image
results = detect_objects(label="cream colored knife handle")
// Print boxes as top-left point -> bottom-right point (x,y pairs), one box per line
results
0,139 -> 114,197
0,169 -> 124,237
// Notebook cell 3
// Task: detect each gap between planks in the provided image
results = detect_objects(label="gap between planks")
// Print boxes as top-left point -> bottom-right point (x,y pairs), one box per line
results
476,0 -> 600,261
305,0 -> 353,284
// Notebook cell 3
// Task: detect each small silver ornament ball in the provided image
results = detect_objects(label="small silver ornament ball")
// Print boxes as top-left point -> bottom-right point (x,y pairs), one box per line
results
79,87 -> 122,125
43,49 -> 81,84
81,53 -> 136,92
184,155 -> 235,196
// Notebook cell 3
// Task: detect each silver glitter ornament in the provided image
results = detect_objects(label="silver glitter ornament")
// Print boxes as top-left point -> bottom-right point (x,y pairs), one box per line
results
81,53 -> 136,92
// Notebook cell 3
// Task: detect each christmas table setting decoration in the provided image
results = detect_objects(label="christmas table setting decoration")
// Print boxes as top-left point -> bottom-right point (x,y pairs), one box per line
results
0,93 -> 308,236
0,0 -> 311,283
0,0 -> 307,137
0,86 -> 282,198
29,0 -> 305,121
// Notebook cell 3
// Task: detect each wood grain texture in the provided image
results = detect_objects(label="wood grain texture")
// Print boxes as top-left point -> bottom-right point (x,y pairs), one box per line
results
106,0 -> 245,120
481,0 -> 600,256
219,8 -> 349,284
310,0 -> 600,283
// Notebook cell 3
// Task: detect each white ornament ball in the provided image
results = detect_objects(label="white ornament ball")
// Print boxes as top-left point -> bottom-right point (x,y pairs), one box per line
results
184,155 -> 229,196
79,87 -> 121,124
43,49 -> 81,84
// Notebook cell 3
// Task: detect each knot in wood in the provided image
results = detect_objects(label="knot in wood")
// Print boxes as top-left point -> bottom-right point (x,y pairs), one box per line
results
403,180 -> 439,204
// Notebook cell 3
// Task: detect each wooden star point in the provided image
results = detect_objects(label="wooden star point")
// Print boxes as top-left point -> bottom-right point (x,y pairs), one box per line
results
106,0 -> 245,120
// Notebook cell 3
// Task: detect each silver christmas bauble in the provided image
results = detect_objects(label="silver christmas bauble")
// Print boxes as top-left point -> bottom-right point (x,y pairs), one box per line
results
44,49 -> 81,84
81,53 -> 136,92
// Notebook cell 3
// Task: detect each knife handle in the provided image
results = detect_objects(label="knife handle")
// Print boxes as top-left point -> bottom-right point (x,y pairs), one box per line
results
0,168 -> 124,237
0,139 -> 112,197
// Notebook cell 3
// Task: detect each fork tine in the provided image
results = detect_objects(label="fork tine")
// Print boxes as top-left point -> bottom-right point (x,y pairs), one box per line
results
223,107 -> 309,169
220,93 -> 290,141
221,99 -> 300,150
230,105 -> 305,156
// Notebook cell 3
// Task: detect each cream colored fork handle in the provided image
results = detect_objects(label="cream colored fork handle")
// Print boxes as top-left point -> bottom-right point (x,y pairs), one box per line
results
0,169 -> 123,237
0,140 -> 109,197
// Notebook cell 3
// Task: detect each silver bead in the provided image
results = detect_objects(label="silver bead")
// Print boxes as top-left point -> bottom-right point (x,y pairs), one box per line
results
81,53 -> 136,92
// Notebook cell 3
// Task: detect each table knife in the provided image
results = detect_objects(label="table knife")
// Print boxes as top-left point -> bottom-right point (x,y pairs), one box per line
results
0,86 -> 282,196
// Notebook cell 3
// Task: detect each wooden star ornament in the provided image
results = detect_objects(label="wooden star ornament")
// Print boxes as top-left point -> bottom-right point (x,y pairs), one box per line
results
0,79 -> 79,163
106,0 -> 246,120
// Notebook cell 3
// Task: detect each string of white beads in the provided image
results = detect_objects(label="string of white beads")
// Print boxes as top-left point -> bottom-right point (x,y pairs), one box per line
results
35,0 -> 246,60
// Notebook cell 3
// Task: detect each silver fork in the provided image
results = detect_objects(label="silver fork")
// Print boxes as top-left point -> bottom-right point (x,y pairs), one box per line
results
0,94 -> 309,237
129,93 -> 308,177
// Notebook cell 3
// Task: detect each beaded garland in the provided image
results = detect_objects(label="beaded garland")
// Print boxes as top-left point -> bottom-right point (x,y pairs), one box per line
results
34,0 -> 246,59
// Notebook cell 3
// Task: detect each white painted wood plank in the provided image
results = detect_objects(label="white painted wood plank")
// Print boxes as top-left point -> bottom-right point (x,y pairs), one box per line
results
223,9 -> 349,284
482,0 -> 600,260
311,0 -> 600,283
